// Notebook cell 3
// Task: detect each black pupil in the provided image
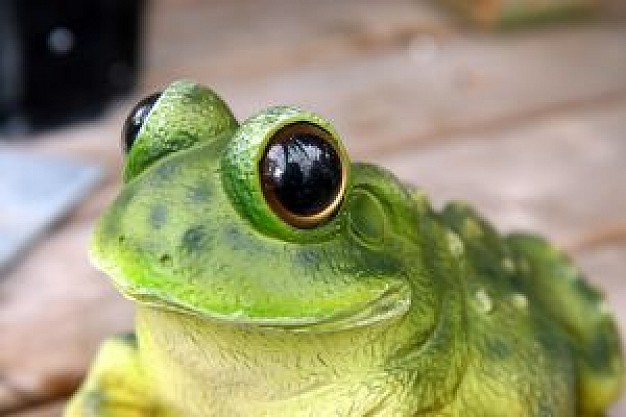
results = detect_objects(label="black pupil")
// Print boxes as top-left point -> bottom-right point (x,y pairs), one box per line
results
122,92 -> 162,153
261,125 -> 342,217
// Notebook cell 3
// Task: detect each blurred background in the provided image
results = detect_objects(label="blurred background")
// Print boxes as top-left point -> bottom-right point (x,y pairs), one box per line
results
0,0 -> 625,415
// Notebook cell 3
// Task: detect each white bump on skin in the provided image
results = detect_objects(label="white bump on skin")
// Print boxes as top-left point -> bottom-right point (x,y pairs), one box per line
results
446,230 -> 464,258
510,293 -> 528,310
475,289 -> 493,314
501,257 -> 516,273
599,300 -> 613,316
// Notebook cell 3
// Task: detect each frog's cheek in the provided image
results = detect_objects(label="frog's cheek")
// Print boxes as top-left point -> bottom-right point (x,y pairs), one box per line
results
347,188 -> 386,248
91,215 -> 412,333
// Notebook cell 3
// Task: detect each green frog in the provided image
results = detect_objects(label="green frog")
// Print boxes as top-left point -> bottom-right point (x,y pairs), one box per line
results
65,80 -> 623,416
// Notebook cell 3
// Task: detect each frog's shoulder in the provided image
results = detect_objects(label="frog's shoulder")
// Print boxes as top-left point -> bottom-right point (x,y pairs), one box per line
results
438,201 -> 624,415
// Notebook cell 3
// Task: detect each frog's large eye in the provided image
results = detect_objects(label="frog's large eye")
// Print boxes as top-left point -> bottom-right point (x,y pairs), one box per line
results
260,123 -> 346,228
121,92 -> 162,153
222,106 -> 350,241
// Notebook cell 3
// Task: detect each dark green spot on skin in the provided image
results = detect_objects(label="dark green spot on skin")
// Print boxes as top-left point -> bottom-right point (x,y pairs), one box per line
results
186,184 -> 212,202
536,400 -> 555,417
154,162 -> 178,182
589,332 -> 617,371
118,332 -> 138,347
223,226 -> 241,244
294,249 -> 321,268
159,253 -> 173,267
485,338 -> 512,360
508,272 -> 526,294
537,325 -> 570,357
150,205 -> 168,229
573,277 -> 602,304
182,226 -> 209,252
222,226 -> 267,254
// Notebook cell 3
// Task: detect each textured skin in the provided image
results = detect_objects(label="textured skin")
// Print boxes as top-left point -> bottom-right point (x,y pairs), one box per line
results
66,81 -> 624,416
123,80 -> 237,182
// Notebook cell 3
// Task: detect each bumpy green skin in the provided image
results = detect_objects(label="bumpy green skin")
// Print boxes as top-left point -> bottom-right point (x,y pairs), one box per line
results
66,80 -> 624,417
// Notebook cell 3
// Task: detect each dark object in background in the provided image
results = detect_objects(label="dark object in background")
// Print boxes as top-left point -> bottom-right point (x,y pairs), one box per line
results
0,0 -> 146,134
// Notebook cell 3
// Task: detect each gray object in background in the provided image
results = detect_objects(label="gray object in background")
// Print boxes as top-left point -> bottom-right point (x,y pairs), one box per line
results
0,152 -> 102,274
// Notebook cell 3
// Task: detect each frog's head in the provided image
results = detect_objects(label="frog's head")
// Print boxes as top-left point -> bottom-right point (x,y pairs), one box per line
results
92,80 -> 437,333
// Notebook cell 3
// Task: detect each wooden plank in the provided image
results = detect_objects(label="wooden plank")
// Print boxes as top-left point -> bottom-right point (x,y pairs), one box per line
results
144,0 -> 452,85
604,0 -> 626,20
141,1 -> 626,157
377,101 -> 626,248
13,1 -> 624,162
0,122 -> 127,415
6,401 -> 64,417
0,220 -> 134,413
223,25 -> 626,158
441,0 -> 598,29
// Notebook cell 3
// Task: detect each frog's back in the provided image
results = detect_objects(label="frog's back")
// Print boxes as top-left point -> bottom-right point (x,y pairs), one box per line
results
438,202 -> 624,417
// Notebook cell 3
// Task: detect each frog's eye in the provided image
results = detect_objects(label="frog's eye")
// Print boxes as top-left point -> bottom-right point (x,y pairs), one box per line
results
260,122 -> 346,228
121,92 -> 162,153
222,106 -> 350,240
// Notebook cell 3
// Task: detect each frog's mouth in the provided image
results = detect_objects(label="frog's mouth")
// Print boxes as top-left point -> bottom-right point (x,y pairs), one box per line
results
121,281 -> 412,333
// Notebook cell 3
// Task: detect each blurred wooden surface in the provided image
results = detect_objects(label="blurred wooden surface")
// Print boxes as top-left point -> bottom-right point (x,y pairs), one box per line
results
1,0 -> 625,415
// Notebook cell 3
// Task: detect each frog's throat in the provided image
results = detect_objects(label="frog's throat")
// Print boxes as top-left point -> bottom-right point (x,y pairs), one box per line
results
118,281 -> 412,333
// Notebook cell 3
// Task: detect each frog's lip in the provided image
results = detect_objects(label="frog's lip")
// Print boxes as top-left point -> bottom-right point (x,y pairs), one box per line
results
121,282 -> 412,333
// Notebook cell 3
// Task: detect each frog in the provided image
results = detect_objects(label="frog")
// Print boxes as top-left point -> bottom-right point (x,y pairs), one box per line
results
65,80 -> 624,417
